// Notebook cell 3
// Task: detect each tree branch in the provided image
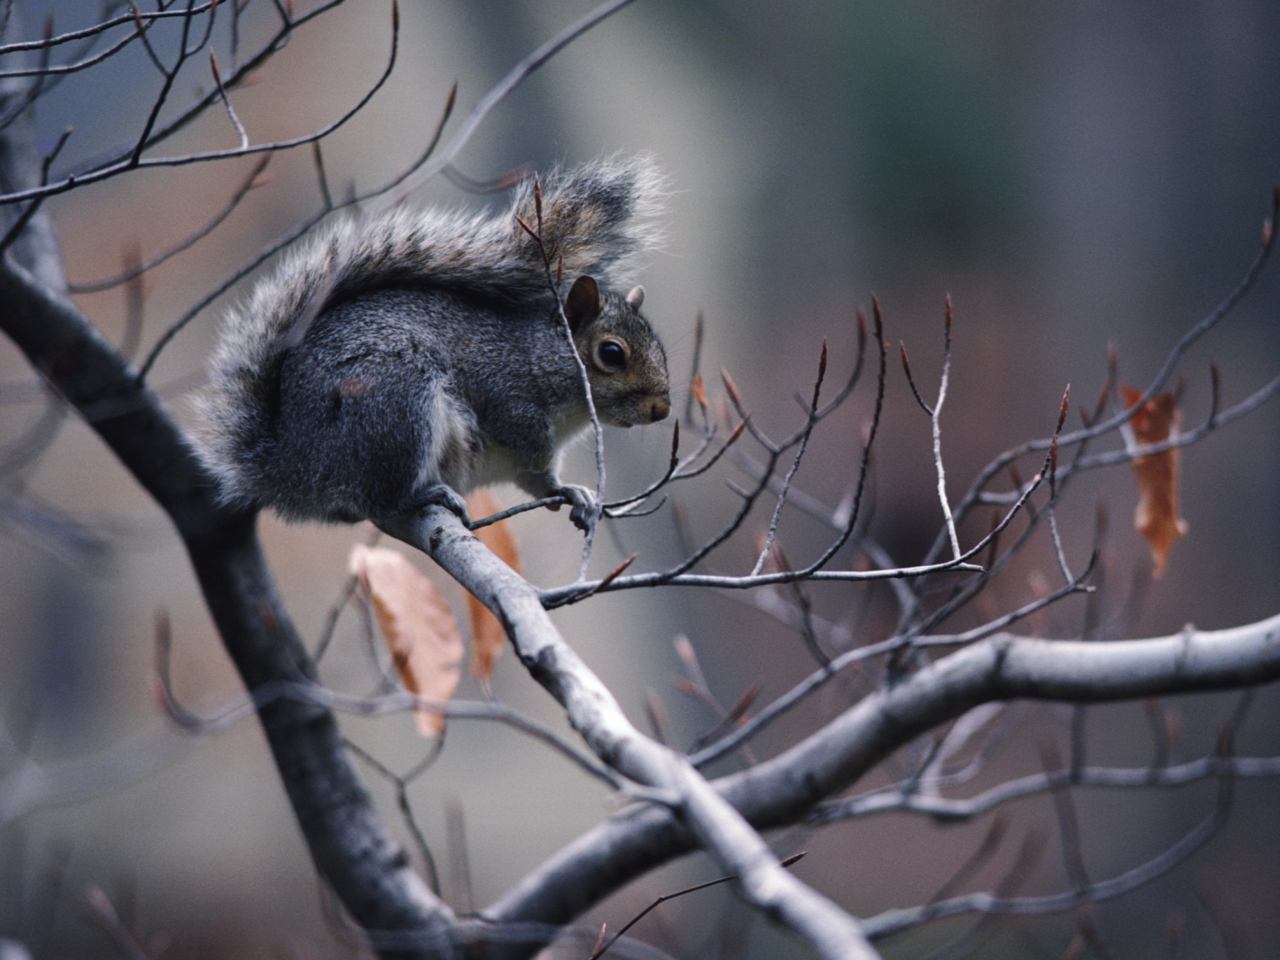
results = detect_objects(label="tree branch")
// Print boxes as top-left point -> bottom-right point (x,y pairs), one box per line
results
484,614 -> 1280,953
380,508 -> 884,960
0,34 -> 457,943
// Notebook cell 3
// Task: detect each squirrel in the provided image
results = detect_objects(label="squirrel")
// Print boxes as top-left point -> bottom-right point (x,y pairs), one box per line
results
195,158 -> 671,532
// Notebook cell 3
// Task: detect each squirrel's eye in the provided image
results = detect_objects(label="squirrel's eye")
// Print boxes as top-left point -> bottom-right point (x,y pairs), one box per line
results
596,339 -> 627,370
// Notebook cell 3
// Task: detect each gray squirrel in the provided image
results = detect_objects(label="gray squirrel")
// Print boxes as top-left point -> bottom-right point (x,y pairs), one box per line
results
195,158 -> 671,531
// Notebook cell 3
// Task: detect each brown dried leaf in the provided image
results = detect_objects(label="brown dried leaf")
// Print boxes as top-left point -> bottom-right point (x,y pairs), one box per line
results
349,544 -> 462,736
464,490 -> 522,687
1121,386 -> 1188,577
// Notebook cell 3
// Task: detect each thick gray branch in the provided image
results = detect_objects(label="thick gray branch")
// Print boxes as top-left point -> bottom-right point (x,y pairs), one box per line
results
0,85 -> 457,956
0,255 -> 457,956
381,509 -> 883,960
484,616 -> 1280,948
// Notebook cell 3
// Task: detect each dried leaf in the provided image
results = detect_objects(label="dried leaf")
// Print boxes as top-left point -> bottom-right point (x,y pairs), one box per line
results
1121,386 -> 1188,577
465,490 -> 522,687
349,544 -> 462,736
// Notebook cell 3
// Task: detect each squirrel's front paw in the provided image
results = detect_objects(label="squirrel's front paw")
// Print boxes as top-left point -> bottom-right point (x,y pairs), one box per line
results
412,483 -> 473,527
554,484 -> 600,534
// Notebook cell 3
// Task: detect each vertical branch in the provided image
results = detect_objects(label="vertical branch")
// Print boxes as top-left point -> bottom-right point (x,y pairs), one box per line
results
751,341 -> 827,575
1045,387 -> 1074,585
932,297 -> 961,560
518,187 -> 606,577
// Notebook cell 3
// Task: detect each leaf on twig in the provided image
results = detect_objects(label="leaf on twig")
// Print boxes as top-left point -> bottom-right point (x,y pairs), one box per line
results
349,544 -> 462,736
465,490 -> 522,687
1121,386 -> 1188,577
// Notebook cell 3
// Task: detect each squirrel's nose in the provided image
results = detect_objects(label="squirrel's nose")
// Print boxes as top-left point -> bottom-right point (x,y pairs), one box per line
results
646,397 -> 671,423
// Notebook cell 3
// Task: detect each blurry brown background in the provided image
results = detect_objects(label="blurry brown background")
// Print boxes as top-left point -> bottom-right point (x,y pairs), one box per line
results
2,1 -> 1280,957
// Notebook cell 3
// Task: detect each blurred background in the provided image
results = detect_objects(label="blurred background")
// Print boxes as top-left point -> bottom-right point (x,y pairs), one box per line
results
2,1 -> 1280,957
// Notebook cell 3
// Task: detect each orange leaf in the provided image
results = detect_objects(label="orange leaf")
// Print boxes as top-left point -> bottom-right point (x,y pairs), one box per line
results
1120,386 -> 1188,577
349,544 -> 462,736
464,490 -> 522,688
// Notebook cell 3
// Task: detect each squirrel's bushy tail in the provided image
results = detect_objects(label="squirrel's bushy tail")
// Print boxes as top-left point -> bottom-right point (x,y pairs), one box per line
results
297,155 -> 664,310
195,157 -> 664,507
507,156 -> 666,293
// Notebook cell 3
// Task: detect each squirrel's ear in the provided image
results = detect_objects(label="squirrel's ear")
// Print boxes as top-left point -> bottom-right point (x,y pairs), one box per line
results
626,286 -> 645,310
564,275 -> 601,334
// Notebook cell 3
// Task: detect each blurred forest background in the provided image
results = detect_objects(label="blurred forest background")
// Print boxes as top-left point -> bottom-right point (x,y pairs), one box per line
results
3,1 -> 1280,957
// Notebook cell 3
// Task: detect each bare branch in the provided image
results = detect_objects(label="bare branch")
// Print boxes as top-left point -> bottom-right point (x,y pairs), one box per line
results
812,749 -> 1278,825
485,613 -> 1280,942
208,50 -> 248,150
0,4 -> 215,58
930,297 -> 960,559
0,0 -> 383,207
861,731 -> 1237,940
381,507 -> 883,960
0,251 -> 456,951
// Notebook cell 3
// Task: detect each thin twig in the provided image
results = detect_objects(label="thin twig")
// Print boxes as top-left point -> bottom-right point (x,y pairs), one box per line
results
0,0 -> 390,208
516,187 -> 606,573
154,635 -> 623,788
208,49 -> 247,149
690,559 -> 1091,770
0,3 -> 216,57
931,297 -> 960,560
590,853 -> 806,960
750,341 -> 827,575
344,737 -> 444,895
862,764 -> 1234,939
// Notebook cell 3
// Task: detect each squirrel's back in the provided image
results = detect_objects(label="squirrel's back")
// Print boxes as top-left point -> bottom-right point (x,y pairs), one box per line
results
196,157 -> 666,514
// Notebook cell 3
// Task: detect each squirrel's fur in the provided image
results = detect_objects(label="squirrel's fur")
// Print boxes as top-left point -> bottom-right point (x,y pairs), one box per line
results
195,158 -> 670,528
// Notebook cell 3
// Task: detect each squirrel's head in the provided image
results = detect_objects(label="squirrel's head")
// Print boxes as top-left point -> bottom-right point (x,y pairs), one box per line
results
564,275 -> 671,428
